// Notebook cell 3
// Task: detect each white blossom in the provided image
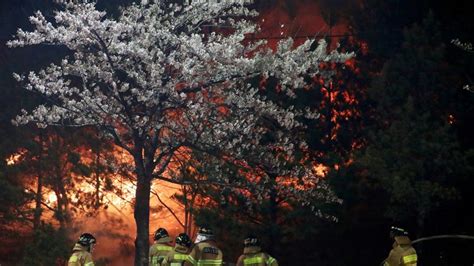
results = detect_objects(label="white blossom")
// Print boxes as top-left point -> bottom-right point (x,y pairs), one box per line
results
9,0 -> 353,222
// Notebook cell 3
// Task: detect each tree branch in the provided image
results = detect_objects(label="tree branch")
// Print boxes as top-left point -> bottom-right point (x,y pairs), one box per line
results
150,189 -> 185,229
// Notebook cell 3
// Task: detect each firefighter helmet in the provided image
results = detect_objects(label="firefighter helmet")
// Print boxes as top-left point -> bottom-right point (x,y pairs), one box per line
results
390,226 -> 408,237
244,235 -> 260,247
198,226 -> 214,236
78,233 -> 96,246
154,228 -> 170,241
176,233 -> 192,248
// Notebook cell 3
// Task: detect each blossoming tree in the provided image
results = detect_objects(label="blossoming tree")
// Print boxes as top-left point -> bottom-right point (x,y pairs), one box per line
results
8,0 -> 353,264
451,39 -> 473,92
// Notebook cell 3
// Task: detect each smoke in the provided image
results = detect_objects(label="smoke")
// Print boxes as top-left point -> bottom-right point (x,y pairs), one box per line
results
69,211 -> 135,265
67,180 -> 185,265
257,0 -> 349,49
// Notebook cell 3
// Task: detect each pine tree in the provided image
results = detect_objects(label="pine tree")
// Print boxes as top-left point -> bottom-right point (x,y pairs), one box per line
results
357,13 -> 470,237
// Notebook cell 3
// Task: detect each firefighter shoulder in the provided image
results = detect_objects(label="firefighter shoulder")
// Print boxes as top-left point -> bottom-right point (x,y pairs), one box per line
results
150,228 -> 174,266
162,233 -> 192,266
383,227 -> 418,266
184,227 -> 223,266
68,233 -> 96,266
236,235 -> 278,266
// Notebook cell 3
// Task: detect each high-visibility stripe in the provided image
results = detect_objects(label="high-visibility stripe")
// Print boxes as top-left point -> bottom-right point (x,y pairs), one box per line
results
85,262 -> 95,266
197,259 -> 223,265
157,246 -> 173,251
152,256 -> 158,266
402,254 -> 418,264
174,253 -> 189,261
187,255 -> 197,265
266,256 -> 276,265
244,256 -> 264,265
69,256 -> 78,263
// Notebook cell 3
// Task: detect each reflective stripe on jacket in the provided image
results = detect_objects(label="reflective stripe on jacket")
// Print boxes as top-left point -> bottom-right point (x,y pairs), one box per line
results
68,243 -> 94,266
236,246 -> 278,266
150,242 -> 174,266
184,241 -> 223,266
162,244 -> 190,266
383,236 -> 418,266
243,255 -> 277,265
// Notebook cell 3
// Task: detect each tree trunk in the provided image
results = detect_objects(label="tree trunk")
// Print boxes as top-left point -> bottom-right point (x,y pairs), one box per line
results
134,162 -> 152,266
55,187 -> 70,229
94,149 -> 101,209
55,189 -> 65,229
183,186 -> 189,234
33,131 -> 44,230
55,174 -> 71,229
33,172 -> 43,230
183,185 -> 195,236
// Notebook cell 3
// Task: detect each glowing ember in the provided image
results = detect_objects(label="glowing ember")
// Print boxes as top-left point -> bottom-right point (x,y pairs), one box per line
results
448,114 -> 455,124
313,163 -> 329,177
5,149 -> 27,166
47,192 -> 57,203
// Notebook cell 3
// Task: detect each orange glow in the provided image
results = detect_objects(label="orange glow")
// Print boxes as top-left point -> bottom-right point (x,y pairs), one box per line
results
47,192 -> 57,203
5,148 -> 27,166
314,163 -> 329,177
257,0 -> 349,50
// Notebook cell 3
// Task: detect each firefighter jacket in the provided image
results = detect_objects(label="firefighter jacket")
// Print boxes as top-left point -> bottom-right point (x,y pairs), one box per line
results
68,243 -> 95,266
184,240 -> 223,266
236,246 -> 278,266
162,243 -> 191,266
383,236 -> 418,266
150,237 -> 174,266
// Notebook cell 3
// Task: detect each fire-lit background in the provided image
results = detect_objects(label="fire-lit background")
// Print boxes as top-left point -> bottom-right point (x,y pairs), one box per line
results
1,0 -> 474,265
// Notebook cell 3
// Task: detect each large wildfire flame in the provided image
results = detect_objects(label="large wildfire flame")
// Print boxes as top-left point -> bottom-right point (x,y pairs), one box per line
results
5,145 -> 187,264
